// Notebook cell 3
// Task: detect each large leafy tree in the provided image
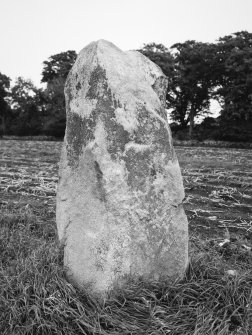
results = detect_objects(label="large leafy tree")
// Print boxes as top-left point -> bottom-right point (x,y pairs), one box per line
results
138,42 -> 215,137
213,31 -> 252,121
168,41 -> 215,137
41,50 -> 77,83
10,77 -> 43,135
41,50 -> 77,137
0,72 -> 11,135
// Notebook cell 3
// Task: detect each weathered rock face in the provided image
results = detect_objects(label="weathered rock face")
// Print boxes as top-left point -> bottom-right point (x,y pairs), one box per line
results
56,40 -> 188,294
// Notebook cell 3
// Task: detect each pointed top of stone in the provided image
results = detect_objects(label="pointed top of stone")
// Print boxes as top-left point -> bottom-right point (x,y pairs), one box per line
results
80,39 -> 122,52
65,39 -> 168,120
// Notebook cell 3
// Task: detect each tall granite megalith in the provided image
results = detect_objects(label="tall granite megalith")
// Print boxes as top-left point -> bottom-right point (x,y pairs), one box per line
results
56,40 -> 188,294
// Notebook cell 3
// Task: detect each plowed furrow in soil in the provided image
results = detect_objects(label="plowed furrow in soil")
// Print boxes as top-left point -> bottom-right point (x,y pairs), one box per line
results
1,140 -> 251,238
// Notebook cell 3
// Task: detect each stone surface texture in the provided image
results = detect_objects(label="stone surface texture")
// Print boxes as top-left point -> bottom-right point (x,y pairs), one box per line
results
56,40 -> 188,294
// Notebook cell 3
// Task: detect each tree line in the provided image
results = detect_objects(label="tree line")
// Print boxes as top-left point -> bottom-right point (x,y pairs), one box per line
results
0,31 -> 251,141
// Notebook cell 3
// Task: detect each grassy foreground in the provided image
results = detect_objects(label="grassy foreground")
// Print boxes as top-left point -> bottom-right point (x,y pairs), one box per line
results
0,140 -> 252,334
0,202 -> 252,334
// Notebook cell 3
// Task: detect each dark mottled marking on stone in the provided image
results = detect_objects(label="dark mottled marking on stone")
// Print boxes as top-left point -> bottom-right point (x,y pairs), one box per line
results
66,113 -> 88,167
66,64 -> 173,172
85,65 -> 131,159
65,79 -> 74,113
104,119 -> 131,158
65,66 -> 110,153
66,65 -> 112,167
150,166 -> 156,178
86,65 -> 107,100
66,109 -> 104,167
94,161 -> 106,202
124,148 -> 152,191
94,161 -> 103,179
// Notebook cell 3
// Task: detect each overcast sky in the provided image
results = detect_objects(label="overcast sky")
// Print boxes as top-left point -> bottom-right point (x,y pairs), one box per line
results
1,0 -> 252,88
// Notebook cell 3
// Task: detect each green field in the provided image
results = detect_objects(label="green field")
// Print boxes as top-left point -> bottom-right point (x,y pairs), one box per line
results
0,140 -> 252,334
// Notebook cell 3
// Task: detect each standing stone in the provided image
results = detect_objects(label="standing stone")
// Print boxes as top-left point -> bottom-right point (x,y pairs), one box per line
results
56,40 -> 188,294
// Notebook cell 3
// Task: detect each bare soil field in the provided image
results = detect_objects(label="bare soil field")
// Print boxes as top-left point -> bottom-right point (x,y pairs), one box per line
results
176,146 -> 252,238
1,140 -> 251,239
